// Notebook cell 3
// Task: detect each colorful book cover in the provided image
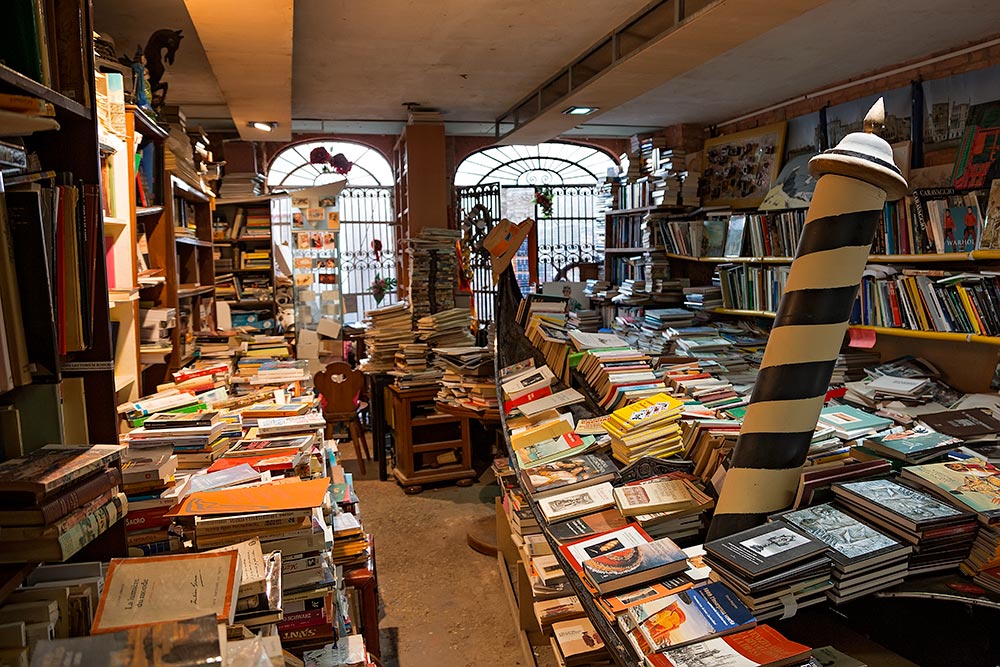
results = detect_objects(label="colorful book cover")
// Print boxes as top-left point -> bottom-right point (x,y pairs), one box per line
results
514,432 -> 591,468
167,477 -> 329,517
521,454 -> 617,496
704,522 -> 827,578
628,582 -> 755,652
902,458 -> 1000,521
865,425 -> 960,457
583,537 -> 687,585
560,524 -> 652,572
658,625 -> 810,667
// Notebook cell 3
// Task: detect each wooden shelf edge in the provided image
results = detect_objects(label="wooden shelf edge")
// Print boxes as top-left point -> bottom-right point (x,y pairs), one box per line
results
174,236 -> 212,248
126,105 -> 168,141
136,205 -> 164,217
0,64 -> 91,119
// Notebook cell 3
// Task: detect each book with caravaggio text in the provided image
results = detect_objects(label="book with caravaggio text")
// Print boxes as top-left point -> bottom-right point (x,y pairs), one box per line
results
166,477 -> 329,518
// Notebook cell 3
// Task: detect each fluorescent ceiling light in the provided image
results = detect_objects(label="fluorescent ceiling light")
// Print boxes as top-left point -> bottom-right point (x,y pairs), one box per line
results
563,106 -> 598,115
250,121 -> 276,132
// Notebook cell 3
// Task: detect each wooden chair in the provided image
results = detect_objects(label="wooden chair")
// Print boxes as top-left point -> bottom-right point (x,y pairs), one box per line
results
314,361 -> 372,474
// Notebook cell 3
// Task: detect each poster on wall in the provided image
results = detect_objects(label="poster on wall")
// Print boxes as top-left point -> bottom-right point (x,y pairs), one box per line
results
702,122 -> 786,209
922,63 -> 1000,151
950,100 -> 1000,190
759,153 -> 818,210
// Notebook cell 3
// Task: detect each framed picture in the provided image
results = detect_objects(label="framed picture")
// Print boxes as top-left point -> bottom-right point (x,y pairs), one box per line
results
951,100 -> 1000,191
702,121 -> 787,208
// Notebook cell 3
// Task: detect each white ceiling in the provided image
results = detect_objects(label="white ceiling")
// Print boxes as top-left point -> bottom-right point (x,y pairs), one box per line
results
92,0 -> 1000,140
592,0 -> 1000,130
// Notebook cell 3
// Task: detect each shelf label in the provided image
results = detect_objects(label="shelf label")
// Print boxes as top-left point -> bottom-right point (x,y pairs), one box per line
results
62,361 -> 114,372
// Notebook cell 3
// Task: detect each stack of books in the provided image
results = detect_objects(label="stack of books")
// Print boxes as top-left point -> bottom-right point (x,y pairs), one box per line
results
576,348 -> 665,410
240,250 -> 272,270
239,206 -> 271,239
0,445 -> 126,563
210,537 -> 283,629
832,478 -> 978,575
415,308 -> 475,348
390,342 -> 442,390
435,346 -> 498,415
567,309 -> 602,332
615,475 -> 714,540
775,503 -> 911,603
817,404 -> 894,440
525,310 -> 572,380
127,410 -> 240,470
406,228 -> 461,321
362,302 -> 414,372
703,522 -> 833,620
602,393 -> 686,463
121,446 -> 182,556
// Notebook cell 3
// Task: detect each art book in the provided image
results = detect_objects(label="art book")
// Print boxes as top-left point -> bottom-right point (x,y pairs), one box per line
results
520,454 -> 618,499
626,581 -> 755,653
583,537 -> 688,594
514,432 -> 592,469
647,624 -> 811,667
546,509 -> 629,543
704,522 -> 827,579
550,617 -> 605,663
832,478 -> 968,531
817,405 -> 893,439
613,478 -> 693,515
559,524 -> 652,572
92,552 -> 241,632
167,477 -> 329,517
901,458 -> 1000,524
863,425 -> 961,463
775,504 -> 909,572
536,482 -> 616,524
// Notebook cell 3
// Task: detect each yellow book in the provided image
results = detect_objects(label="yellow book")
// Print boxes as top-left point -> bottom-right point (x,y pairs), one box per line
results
955,285 -> 984,335
510,417 -> 573,451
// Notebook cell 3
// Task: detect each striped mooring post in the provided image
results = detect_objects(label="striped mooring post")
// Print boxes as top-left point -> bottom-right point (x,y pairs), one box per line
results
707,99 -> 908,540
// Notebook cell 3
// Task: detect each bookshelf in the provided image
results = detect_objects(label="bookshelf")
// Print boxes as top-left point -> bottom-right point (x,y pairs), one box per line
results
0,0 -> 128,588
140,173 -> 215,391
212,196 -> 278,331
393,123 -> 446,292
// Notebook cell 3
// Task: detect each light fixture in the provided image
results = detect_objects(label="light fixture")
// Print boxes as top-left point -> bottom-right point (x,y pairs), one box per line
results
563,106 -> 598,116
249,121 -> 277,132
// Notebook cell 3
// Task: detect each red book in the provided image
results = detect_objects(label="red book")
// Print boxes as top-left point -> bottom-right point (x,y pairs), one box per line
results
503,385 -> 553,414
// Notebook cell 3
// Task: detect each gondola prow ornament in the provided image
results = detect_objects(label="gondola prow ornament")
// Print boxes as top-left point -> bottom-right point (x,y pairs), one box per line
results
707,99 -> 908,540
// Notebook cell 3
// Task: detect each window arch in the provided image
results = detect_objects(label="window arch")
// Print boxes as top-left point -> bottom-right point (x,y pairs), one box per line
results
454,142 -> 618,187
266,140 -> 393,188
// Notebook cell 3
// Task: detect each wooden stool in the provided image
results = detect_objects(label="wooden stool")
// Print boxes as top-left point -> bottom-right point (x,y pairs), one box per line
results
314,361 -> 372,475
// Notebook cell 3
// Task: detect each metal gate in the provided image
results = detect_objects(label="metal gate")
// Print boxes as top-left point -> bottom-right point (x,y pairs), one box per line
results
456,183 -> 503,325
456,183 -> 600,325
338,186 -> 398,321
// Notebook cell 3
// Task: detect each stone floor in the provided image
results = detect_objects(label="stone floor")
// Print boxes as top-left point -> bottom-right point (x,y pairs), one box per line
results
343,443 -> 534,667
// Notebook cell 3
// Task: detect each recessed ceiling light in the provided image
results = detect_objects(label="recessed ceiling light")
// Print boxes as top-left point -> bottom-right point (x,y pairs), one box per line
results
563,106 -> 598,116
249,121 -> 277,132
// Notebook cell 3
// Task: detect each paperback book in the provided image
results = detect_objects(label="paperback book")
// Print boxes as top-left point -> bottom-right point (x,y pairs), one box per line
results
519,454 -> 618,499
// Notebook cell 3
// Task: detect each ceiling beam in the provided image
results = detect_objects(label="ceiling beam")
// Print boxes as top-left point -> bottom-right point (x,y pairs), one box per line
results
496,0 -> 832,145
183,0 -> 294,142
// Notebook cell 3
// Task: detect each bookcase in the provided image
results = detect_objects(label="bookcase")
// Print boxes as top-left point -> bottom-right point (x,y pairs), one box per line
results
140,173 -> 215,392
213,196 -> 278,332
0,0 -> 128,591
393,123 -> 446,292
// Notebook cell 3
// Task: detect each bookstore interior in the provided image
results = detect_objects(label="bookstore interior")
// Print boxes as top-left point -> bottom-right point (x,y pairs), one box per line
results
6,1 -> 1000,666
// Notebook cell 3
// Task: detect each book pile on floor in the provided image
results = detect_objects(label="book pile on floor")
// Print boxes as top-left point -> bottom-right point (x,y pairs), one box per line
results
567,309 -> 603,332
406,228 -> 461,321
361,302 -> 414,372
127,407 -> 242,471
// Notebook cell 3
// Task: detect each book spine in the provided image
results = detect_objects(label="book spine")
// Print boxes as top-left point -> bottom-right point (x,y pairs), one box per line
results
195,511 -> 309,536
278,623 -> 335,642
37,467 -> 121,525
278,609 -> 329,632
54,493 -> 128,561
124,505 -> 173,530
282,555 -> 321,574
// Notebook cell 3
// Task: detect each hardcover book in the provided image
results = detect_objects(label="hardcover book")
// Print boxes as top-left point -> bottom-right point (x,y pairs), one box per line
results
863,425 -> 960,462
559,524 -> 652,572
546,509 -> 629,543
520,454 -> 618,499
583,537 -> 688,594
901,458 -> 1000,523
832,478 -> 968,530
0,444 -> 124,502
92,552 -> 241,632
613,478 -> 693,515
775,504 -> 908,571
626,581 -> 755,652
919,408 -> 1000,439
704,522 -> 827,579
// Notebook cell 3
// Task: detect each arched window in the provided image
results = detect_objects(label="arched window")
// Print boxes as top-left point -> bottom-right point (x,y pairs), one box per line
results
266,140 -> 397,324
454,142 -> 617,187
267,140 -> 394,188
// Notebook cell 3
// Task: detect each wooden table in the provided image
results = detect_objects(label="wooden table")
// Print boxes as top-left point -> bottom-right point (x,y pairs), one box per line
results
386,385 -> 477,494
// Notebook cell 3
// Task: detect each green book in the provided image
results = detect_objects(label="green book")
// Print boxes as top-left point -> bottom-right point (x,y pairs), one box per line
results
0,0 -> 44,83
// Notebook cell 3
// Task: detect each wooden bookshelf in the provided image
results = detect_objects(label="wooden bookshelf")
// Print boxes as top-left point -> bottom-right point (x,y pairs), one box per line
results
393,123 -> 446,292
212,196 -> 281,331
666,251 -> 1000,264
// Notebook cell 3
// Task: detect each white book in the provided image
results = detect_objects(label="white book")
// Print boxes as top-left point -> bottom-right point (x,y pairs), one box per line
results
518,388 -> 585,417
537,482 -> 615,523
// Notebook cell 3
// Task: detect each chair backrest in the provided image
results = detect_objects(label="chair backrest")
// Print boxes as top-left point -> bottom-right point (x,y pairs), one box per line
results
314,361 -> 365,415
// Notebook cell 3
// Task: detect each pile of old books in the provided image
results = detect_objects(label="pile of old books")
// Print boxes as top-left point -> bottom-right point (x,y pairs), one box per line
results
127,408 -> 242,470
406,228 -> 461,321
576,348 -> 664,411
0,445 -> 126,564
416,307 -> 476,348
390,342 -> 442,390
832,478 -> 977,575
121,445 -> 183,556
362,302 -> 414,372
435,346 -> 498,415
567,309 -> 602,332
613,475 -> 715,541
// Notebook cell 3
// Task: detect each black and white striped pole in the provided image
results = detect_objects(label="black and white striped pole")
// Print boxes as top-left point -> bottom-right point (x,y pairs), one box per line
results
707,99 -> 907,540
